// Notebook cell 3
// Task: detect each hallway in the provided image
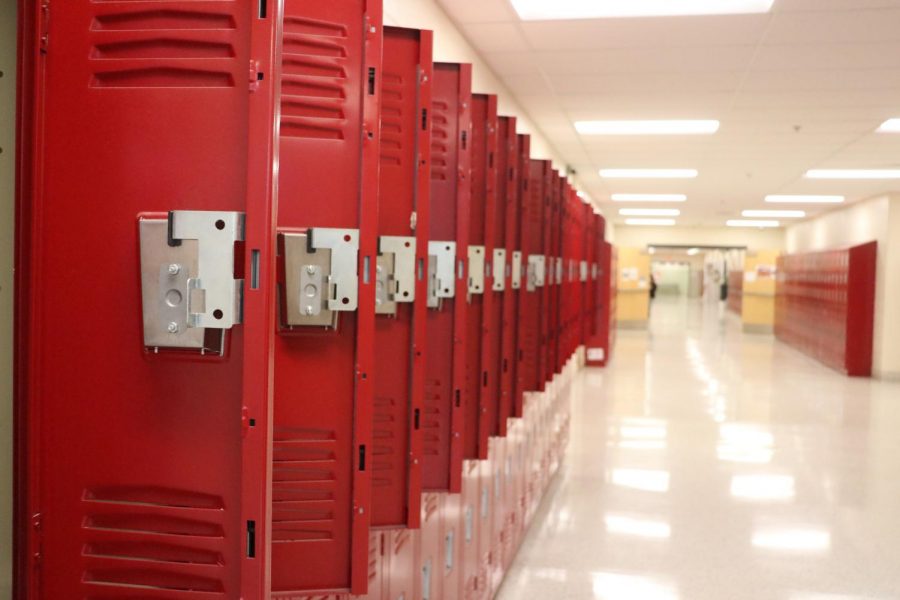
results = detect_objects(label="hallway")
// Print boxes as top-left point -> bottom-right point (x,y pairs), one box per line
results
497,298 -> 900,600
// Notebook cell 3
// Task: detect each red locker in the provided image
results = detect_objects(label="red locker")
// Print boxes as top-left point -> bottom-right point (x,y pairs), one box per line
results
423,63 -> 472,494
586,215 -> 614,367
537,166 -> 556,389
517,160 -> 550,399
511,134 -> 531,419
467,93 -> 499,461
496,118 -> 520,435
371,26 -> 433,530
271,0 -> 381,594
15,2 -> 281,598
546,173 -> 563,379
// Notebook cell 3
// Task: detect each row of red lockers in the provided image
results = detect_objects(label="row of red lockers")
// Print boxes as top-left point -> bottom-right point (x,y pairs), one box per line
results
14,1 -> 615,599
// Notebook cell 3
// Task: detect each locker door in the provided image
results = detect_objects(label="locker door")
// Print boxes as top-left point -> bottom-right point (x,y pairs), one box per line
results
517,159 -> 548,398
537,164 -> 555,390
271,0 -> 381,594
370,26 -> 433,530
467,93 -> 498,461
15,2 -> 280,598
511,135 -> 531,419
423,63 -> 471,494
495,116 -> 518,437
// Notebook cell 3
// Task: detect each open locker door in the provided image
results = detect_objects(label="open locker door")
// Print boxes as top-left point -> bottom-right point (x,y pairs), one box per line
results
511,135 -> 531,419
516,159 -> 548,401
15,2 -> 281,598
496,118 -> 519,436
423,63 -> 472,495
466,93 -> 499,462
586,214 -> 613,367
370,25 -> 433,532
271,0 -> 381,595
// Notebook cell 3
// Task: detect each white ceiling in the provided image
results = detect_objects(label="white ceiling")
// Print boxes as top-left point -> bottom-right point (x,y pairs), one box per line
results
436,0 -> 900,226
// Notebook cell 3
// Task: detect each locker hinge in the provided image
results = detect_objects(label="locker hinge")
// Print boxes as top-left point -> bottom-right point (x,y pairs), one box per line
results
427,241 -> 456,309
279,228 -> 359,328
376,236 -> 417,315
139,211 -> 245,353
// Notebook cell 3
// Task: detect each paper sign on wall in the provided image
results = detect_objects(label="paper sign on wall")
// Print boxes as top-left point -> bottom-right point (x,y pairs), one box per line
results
621,267 -> 639,282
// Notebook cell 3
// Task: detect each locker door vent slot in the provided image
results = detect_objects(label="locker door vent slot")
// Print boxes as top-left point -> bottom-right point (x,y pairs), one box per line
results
426,241 -> 456,308
279,228 -> 359,328
139,211 -> 244,353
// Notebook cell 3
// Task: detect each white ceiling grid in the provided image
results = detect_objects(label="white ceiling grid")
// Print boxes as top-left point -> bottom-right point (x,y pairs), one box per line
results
436,0 -> 900,225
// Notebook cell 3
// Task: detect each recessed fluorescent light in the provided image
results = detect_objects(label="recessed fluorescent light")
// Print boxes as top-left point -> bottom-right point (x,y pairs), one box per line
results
727,219 -> 780,228
612,193 -> 687,202
575,120 -> 719,135
742,210 -> 805,218
619,208 -> 681,217
625,218 -> 676,226
806,169 -> 900,179
765,195 -> 844,204
601,169 -> 698,179
511,0 -> 775,20
877,118 -> 900,132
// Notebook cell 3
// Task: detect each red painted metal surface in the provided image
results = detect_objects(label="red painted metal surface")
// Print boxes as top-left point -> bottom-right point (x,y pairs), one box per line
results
546,174 -> 562,378
586,215 -> 614,367
775,241 -> 877,377
271,0 -> 381,594
496,118 -> 520,435
15,1 -> 281,598
370,25 -> 432,530
423,63 -> 472,493
517,159 -> 550,397
537,166 -> 556,390
467,93 -> 499,461
510,135 -> 531,418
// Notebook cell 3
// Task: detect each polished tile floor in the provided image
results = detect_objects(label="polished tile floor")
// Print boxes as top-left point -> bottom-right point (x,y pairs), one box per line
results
497,297 -> 900,600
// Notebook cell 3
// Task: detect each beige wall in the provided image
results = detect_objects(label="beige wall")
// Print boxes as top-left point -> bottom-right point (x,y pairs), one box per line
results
786,195 -> 900,380
616,247 -> 651,326
382,0 -> 589,192
1,0 -> 15,596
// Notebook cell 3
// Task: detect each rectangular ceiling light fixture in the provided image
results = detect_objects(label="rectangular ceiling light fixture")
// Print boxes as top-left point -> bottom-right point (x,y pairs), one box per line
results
726,219 -> 780,228
576,120 -> 720,135
511,0 -> 775,20
625,218 -> 677,226
765,195 -> 844,204
620,208 -> 681,217
601,169 -> 698,179
612,194 -> 687,202
877,118 -> 900,132
742,210 -> 805,218
806,169 -> 900,179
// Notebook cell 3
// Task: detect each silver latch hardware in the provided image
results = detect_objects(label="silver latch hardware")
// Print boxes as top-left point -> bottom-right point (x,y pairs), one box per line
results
555,257 -> 563,286
376,235 -> 417,315
280,228 -> 359,328
468,246 -> 486,295
511,251 -> 523,289
580,260 -> 589,282
427,241 -> 457,309
527,254 -> 546,291
139,210 -> 245,352
492,249 -> 506,292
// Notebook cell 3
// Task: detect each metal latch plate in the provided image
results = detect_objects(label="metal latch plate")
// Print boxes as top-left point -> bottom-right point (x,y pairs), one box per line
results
427,241 -> 456,308
281,228 -> 359,328
468,246 -> 486,295
580,260 -> 589,282
511,251 -> 523,289
492,248 -> 506,292
139,210 -> 244,351
527,254 -> 546,291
